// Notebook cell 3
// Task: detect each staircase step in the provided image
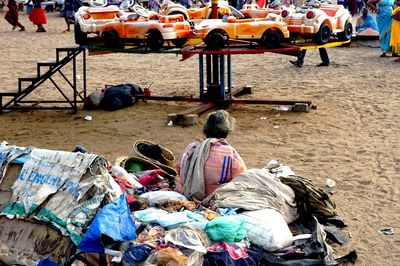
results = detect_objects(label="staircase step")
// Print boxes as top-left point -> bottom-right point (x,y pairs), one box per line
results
38,59 -> 58,66
19,74 -> 40,81
56,45 -> 82,52
0,89 -> 21,96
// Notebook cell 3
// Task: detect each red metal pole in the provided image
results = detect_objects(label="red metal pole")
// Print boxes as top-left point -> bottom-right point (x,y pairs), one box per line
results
211,0 -> 218,19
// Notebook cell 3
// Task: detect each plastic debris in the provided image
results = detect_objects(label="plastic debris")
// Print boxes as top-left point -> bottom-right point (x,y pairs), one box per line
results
279,105 -> 292,111
379,227 -> 394,235
167,120 -> 173,126
325,178 -> 336,188
84,115 -> 92,121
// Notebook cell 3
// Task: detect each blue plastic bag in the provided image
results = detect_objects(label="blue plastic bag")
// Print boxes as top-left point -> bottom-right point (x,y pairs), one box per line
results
78,194 -> 136,253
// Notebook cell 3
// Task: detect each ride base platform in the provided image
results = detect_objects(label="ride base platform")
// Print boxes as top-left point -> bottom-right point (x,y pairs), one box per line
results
85,39 -> 350,126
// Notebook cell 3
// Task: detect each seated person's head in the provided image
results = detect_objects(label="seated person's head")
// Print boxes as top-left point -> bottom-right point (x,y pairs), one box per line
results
361,7 -> 368,17
203,110 -> 236,139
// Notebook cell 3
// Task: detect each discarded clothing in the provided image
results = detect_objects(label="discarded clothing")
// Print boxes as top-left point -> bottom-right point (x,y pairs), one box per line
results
204,216 -> 247,242
203,168 -> 298,223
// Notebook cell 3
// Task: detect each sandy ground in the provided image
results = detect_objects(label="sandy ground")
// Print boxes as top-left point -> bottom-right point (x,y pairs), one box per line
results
1,9 -> 400,266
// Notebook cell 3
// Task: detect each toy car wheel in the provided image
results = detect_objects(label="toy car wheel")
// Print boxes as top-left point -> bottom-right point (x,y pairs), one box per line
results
171,38 -> 188,48
313,23 -> 331,44
204,31 -> 227,50
74,23 -> 87,45
103,31 -> 120,48
146,30 -> 164,51
262,29 -> 281,49
338,21 -> 353,41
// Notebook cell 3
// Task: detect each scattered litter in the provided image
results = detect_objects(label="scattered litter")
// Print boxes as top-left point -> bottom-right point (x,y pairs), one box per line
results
167,120 -> 173,126
273,125 -> 279,129
325,178 -> 336,188
349,232 -> 353,238
275,113 -> 280,117
379,227 -> 394,235
279,105 -> 293,111
76,75 -> 81,80
15,130 -> 30,136
84,115 -> 92,121
259,116 -> 267,120
1,141 -> 8,146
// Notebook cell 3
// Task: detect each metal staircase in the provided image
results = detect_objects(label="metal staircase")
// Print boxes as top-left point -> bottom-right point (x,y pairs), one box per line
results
0,45 -> 86,114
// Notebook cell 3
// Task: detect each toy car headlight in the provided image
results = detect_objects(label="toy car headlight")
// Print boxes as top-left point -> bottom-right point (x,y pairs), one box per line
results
83,13 -> 91,20
306,10 -> 315,19
281,10 -> 289,18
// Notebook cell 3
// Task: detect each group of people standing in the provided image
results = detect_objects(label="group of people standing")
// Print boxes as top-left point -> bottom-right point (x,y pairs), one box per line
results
367,0 -> 400,61
3,0 -> 47,32
3,0 -> 80,32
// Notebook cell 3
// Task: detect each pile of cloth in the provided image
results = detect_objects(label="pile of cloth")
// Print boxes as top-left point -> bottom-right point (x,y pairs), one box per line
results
0,141 -> 357,265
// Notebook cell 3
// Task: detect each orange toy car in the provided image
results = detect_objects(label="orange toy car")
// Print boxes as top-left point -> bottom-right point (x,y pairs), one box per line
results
195,16 -> 290,49
75,5 -> 193,50
161,0 -> 232,20
281,1 -> 353,44
240,3 -> 295,19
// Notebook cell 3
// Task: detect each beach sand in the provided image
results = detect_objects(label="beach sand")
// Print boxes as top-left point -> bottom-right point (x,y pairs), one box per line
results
1,10 -> 400,265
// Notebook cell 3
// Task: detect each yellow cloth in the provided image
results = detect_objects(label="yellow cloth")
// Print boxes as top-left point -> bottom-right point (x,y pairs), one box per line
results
391,8 -> 400,53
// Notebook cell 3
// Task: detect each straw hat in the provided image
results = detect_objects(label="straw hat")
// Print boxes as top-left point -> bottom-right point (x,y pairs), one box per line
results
131,139 -> 176,171
120,155 -> 177,178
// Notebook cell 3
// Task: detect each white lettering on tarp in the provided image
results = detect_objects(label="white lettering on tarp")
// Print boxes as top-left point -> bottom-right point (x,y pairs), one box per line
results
18,169 -> 82,199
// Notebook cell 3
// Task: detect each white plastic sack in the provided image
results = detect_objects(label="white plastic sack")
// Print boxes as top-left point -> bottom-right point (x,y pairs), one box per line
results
164,225 -> 210,253
239,209 -> 293,252
139,191 -> 187,206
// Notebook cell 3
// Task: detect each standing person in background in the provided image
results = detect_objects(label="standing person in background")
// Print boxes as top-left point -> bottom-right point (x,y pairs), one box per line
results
391,0 -> 400,61
289,48 -> 330,67
4,0 -> 26,31
62,0 -> 81,32
348,0 -> 358,15
368,0 -> 395,57
148,0 -> 161,12
29,0 -> 47,32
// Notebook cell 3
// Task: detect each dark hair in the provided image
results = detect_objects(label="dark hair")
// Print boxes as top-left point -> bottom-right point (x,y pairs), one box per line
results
203,110 -> 236,139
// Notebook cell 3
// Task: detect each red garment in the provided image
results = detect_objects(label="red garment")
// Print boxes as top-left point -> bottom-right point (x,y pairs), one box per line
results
138,169 -> 166,187
4,0 -> 19,26
207,242 -> 249,260
256,0 -> 266,8
29,7 -> 47,25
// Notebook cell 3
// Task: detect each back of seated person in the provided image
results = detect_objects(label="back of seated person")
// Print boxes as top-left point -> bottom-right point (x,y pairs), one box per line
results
176,110 -> 247,200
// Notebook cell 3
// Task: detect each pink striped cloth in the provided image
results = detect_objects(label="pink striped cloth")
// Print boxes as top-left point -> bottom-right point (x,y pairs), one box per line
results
176,139 -> 247,197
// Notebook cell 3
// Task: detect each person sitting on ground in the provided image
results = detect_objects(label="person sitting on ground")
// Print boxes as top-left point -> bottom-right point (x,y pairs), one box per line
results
356,7 -> 378,32
176,110 -> 247,200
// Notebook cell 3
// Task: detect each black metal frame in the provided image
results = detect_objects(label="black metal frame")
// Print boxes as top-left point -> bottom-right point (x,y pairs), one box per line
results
0,46 -> 86,114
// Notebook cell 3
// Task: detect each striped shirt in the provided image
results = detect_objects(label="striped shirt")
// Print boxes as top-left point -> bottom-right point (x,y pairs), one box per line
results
177,139 -> 247,197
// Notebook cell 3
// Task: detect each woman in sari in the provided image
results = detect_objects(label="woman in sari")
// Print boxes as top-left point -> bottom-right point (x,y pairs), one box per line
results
368,0 -> 395,57
391,0 -> 400,61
